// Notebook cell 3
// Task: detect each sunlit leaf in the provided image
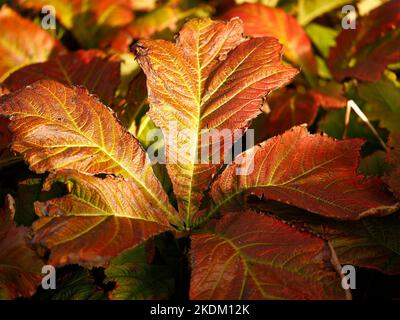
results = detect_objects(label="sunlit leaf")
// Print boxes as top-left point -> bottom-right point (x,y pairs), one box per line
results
4,50 -> 121,105
32,171 -> 173,266
0,80 -> 176,224
0,5 -> 64,81
134,18 -> 297,222
210,126 -> 398,220
221,4 -> 317,77
190,211 -> 347,299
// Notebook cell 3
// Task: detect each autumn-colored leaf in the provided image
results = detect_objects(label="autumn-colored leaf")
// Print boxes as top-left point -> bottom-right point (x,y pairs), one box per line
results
328,0 -> 400,82
210,126 -> 398,220
4,50 -> 121,105
0,195 -> 43,299
133,18 -> 297,223
190,211 -> 347,299
17,0 -> 134,47
385,132 -> 400,200
256,200 -> 400,276
260,89 -> 319,137
32,171 -> 173,266
0,80 -> 177,224
221,4 -> 317,76
0,5 -> 64,81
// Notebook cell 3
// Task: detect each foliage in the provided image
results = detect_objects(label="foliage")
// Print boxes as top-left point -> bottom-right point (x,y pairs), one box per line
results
0,0 -> 399,300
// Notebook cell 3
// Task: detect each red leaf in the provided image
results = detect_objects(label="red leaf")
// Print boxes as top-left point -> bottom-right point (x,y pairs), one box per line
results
0,5 -> 64,80
0,195 -> 43,299
133,18 -> 297,220
328,0 -> 400,82
211,126 -> 398,220
4,50 -> 121,105
190,211 -> 347,299
221,3 -> 317,75
32,171 -> 172,266
261,89 -> 319,137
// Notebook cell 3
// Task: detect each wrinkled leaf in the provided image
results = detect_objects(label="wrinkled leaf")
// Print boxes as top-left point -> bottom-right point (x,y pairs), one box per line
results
0,80 -> 176,224
4,50 -> 121,105
190,211 -> 347,299
221,4 -> 317,76
32,171 -> 173,266
134,18 -> 297,222
210,126 -> 398,220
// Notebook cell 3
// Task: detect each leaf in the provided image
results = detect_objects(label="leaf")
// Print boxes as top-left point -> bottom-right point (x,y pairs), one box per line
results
116,71 -> 148,134
221,4 -> 317,76
297,0 -> 350,25
328,0 -> 400,82
385,132 -> 400,200
127,0 -> 213,39
308,82 -> 346,109
35,267 -> 105,300
133,18 -> 297,222
255,200 -> 400,275
358,76 -> 400,132
210,126 -> 398,221
0,195 -> 43,299
32,171 -> 173,266
4,50 -> 121,105
190,211 -> 347,299
305,23 -> 339,58
0,5 -> 64,80
105,243 -> 175,300
0,80 -> 176,224
17,0 -> 134,47
261,89 -> 319,137
358,151 -> 387,177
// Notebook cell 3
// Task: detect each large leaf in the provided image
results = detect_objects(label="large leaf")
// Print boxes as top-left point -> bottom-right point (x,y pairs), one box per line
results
0,5 -> 63,81
190,211 -> 347,299
17,0 -> 134,47
385,132 -> 400,200
298,0 -> 350,25
0,80 -> 177,224
32,171 -> 173,266
0,195 -> 43,299
133,18 -> 297,223
105,243 -> 175,299
328,0 -> 400,82
255,200 -> 400,275
221,4 -> 317,76
4,50 -> 121,105
358,75 -> 400,133
210,126 -> 398,221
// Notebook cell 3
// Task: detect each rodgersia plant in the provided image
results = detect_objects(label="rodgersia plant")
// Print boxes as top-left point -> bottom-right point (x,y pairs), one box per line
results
0,0 -> 399,300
